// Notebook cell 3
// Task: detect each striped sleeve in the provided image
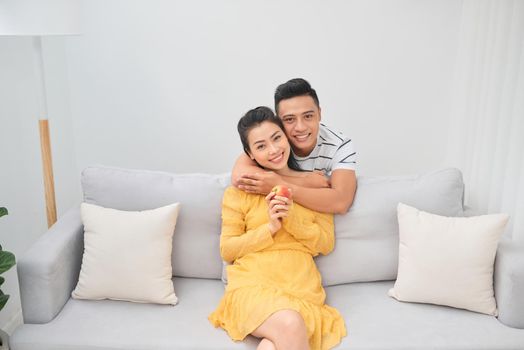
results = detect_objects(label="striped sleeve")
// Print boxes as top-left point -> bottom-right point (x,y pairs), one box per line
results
331,138 -> 356,171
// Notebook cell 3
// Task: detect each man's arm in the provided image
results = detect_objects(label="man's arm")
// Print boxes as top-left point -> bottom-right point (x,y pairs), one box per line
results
231,153 -> 261,187
232,153 -> 329,190
238,169 -> 356,214
288,169 -> 356,215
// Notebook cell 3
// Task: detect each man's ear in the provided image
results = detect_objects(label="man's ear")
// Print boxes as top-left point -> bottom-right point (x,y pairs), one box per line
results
318,106 -> 322,121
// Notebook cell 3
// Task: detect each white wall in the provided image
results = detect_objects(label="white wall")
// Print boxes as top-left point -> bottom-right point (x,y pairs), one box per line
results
0,0 -> 463,332
65,0 -> 462,176
0,37 -> 79,332
0,38 -> 43,334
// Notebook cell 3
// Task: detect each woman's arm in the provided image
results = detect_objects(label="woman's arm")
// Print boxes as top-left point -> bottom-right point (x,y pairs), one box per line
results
220,188 -> 274,263
282,203 -> 335,256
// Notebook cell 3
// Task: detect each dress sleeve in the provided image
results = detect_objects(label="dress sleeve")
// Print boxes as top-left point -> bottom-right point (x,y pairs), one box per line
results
220,187 -> 274,263
282,204 -> 335,256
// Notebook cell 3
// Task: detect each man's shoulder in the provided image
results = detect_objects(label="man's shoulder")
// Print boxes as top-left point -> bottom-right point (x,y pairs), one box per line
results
318,123 -> 351,148
319,123 -> 348,145
316,123 -> 356,172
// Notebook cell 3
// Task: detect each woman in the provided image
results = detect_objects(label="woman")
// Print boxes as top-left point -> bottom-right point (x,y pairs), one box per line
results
208,106 -> 346,350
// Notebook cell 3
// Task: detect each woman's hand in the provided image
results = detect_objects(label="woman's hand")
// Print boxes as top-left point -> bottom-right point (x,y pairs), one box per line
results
265,192 -> 293,235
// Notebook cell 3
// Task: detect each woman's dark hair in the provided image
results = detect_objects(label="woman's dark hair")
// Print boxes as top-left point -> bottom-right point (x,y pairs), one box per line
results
274,78 -> 320,114
237,106 -> 302,171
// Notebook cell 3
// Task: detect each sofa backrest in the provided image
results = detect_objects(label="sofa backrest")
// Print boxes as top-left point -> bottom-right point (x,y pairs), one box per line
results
81,166 -> 464,284
82,166 -> 229,279
316,168 -> 464,285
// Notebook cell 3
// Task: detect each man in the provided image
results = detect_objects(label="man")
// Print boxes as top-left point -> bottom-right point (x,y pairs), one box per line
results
232,78 -> 357,214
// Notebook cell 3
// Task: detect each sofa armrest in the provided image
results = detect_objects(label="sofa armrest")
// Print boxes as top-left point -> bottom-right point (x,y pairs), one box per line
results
17,207 -> 84,324
494,237 -> 524,329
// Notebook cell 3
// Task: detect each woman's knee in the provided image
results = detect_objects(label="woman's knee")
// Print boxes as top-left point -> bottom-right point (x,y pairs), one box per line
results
277,310 -> 307,334
252,309 -> 307,341
257,338 -> 276,350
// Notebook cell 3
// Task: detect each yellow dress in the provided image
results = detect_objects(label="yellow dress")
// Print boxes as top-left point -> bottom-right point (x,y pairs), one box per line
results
208,187 -> 347,350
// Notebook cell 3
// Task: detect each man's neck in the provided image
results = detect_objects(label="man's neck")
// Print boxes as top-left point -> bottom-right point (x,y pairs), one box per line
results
292,145 -> 315,158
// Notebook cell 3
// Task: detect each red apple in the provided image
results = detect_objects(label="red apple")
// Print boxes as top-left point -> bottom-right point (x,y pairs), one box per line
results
271,185 -> 292,199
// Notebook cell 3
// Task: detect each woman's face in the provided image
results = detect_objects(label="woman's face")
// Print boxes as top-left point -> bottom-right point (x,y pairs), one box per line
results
247,121 -> 291,171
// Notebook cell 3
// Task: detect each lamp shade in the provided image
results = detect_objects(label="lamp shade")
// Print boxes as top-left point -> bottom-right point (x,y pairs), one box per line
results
0,0 -> 81,36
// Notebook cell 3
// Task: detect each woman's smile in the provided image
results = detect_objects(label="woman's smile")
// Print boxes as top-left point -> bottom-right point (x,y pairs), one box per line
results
269,152 -> 285,164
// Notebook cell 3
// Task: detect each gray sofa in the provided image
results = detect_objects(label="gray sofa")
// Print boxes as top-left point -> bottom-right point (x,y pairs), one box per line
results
10,166 -> 524,350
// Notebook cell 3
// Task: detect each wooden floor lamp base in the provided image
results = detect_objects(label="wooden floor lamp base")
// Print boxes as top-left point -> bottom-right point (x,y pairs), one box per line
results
39,119 -> 57,228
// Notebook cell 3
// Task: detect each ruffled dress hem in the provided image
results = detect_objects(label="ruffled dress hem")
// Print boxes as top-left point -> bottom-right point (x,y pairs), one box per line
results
208,285 -> 346,350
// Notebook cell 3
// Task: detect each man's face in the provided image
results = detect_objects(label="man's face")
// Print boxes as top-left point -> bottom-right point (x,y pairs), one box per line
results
277,95 -> 321,157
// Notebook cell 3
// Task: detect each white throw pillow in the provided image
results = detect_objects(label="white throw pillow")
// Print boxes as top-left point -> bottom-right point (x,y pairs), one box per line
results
388,203 -> 509,315
72,202 -> 180,305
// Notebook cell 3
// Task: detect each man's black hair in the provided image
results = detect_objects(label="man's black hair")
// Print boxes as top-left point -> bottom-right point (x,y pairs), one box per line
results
274,78 -> 320,114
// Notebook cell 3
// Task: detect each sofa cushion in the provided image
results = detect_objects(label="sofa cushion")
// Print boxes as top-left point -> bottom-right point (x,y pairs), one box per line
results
82,166 -> 230,280
388,203 -> 508,315
11,277 -> 258,350
327,281 -> 524,349
316,168 -> 465,285
10,278 -> 524,350
72,202 -> 180,305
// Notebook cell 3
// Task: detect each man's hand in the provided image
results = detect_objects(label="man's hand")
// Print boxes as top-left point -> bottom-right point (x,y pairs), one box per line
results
306,170 -> 331,188
237,171 -> 284,195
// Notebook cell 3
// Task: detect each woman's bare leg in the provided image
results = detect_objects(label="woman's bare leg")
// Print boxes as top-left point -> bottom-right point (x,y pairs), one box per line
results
251,309 -> 309,350
257,338 -> 276,350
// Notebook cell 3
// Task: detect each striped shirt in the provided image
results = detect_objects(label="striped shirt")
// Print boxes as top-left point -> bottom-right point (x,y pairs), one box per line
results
292,123 -> 356,176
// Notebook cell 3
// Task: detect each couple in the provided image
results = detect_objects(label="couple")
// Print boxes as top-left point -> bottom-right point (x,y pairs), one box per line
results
208,78 -> 357,350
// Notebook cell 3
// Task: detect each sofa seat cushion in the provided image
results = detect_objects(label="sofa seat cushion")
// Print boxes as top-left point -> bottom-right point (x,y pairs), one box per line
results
328,281 -> 524,349
12,278 -> 524,350
11,277 -> 257,350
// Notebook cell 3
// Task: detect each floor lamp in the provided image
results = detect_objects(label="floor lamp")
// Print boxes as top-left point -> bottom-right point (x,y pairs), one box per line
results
0,0 -> 81,228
